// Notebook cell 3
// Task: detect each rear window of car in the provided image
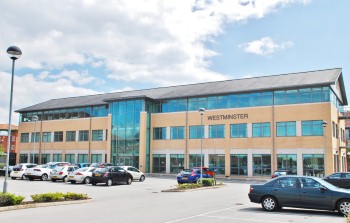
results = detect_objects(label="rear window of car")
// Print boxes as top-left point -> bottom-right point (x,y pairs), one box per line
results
36,165 -> 48,168
77,167 -> 89,172
14,165 -> 23,168
54,167 -> 64,171
182,169 -> 192,174
94,168 -> 107,173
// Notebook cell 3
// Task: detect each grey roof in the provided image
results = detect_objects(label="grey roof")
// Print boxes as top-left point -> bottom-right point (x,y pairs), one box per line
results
16,68 -> 347,112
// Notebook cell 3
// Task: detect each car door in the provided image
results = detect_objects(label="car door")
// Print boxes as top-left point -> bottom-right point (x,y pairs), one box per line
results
324,173 -> 341,187
299,177 -> 333,210
339,173 -> 350,189
271,177 -> 301,207
128,167 -> 140,179
116,167 -> 127,183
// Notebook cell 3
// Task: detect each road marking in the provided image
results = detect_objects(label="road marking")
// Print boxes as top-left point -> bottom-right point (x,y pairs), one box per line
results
164,205 -> 245,223
204,215 -> 293,223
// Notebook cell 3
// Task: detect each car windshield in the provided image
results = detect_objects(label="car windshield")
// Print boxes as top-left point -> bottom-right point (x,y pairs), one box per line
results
181,169 -> 192,174
316,178 -> 339,190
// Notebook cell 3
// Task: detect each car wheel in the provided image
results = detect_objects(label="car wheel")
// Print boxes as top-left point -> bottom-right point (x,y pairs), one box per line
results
63,176 -> 67,182
84,177 -> 91,184
92,182 -> 97,186
41,174 -> 48,181
139,175 -> 145,182
28,177 -> 34,181
126,177 -> 132,185
21,174 -> 27,180
106,179 -> 113,186
11,177 -> 16,180
71,181 -> 76,184
337,199 -> 350,216
261,196 -> 279,212
52,179 -> 56,182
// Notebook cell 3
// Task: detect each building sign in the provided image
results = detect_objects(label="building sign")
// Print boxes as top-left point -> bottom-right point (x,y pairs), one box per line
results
207,114 -> 249,121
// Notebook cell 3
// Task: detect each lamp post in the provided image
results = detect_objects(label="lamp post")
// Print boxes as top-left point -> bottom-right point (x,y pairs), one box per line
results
3,46 -> 22,193
323,121 -> 328,177
32,115 -> 39,164
198,108 -> 205,184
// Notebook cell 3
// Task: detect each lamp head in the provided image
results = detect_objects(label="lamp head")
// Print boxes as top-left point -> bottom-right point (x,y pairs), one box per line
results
322,121 -> 327,127
7,46 -> 22,60
32,115 -> 39,122
198,108 -> 205,115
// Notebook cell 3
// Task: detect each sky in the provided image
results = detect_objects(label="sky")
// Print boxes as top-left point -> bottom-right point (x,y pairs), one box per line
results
0,0 -> 349,125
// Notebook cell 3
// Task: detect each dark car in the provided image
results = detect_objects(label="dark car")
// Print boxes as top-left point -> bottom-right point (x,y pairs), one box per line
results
248,175 -> 350,216
177,168 -> 213,184
323,172 -> 350,189
271,169 -> 294,178
0,166 -> 14,177
91,166 -> 133,186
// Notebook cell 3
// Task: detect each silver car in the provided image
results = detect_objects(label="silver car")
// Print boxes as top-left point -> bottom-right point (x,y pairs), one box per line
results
50,165 -> 78,182
67,167 -> 96,184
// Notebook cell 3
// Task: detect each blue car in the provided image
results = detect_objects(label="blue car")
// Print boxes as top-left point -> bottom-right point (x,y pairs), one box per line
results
177,168 -> 212,184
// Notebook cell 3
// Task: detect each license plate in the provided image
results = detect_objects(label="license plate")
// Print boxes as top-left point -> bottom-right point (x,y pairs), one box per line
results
27,173 -> 31,175
95,174 -> 100,177
52,176 -> 57,178
182,177 -> 187,180
69,176 -> 74,179
14,171 -> 18,174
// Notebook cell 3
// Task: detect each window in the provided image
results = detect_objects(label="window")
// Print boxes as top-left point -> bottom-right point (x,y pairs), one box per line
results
253,154 -> 271,176
20,133 -> 29,143
78,154 -> 88,163
41,154 -> 50,163
92,130 -> 104,141
276,122 -> 296,137
91,154 -> 102,163
252,123 -> 271,137
302,120 -> 323,136
153,127 -> 166,140
189,126 -> 204,139
209,154 -> 225,174
53,154 -> 62,162
230,124 -> 247,138
209,125 -> 225,138
79,130 -> 89,141
66,131 -> 76,142
230,154 -> 247,175
31,132 -> 40,143
300,178 -> 321,188
189,154 -> 204,168
54,131 -> 63,142
277,154 -> 297,174
42,132 -> 51,142
19,154 -> 28,163
170,126 -> 185,140
170,154 -> 184,173
65,154 -> 75,163
153,154 -> 166,173
303,154 -> 324,177
274,177 -> 297,188
12,136 -> 15,141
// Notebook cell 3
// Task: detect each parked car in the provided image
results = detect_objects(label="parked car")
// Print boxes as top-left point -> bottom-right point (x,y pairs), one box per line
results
0,166 -> 14,177
74,163 -> 91,168
120,166 -> 145,182
323,172 -> 350,189
67,167 -> 96,184
91,166 -> 133,186
248,175 -> 350,216
10,163 -> 37,180
193,167 -> 215,177
25,164 -> 55,181
177,168 -> 213,184
90,163 -> 113,168
271,169 -> 294,178
50,165 -> 79,182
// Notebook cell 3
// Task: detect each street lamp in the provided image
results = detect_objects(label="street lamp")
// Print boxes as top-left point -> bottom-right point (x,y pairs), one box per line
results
323,121 -> 327,177
32,115 -> 39,164
198,108 -> 205,184
3,46 -> 22,193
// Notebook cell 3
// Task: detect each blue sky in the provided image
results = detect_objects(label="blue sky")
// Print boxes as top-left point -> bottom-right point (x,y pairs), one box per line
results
0,0 -> 349,124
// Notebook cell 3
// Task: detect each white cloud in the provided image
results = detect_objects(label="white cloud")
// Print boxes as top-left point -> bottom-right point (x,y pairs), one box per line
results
0,0 -> 308,124
239,37 -> 294,56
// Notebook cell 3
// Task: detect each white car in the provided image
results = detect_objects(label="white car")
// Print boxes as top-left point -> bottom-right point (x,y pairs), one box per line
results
67,167 -> 96,184
120,166 -> 145,182
50,165 -> 78,182
25,164 -> 56,181
10,163 -> 37,180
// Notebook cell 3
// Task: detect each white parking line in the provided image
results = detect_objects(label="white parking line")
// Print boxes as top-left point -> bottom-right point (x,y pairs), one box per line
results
204,215 -> 293,223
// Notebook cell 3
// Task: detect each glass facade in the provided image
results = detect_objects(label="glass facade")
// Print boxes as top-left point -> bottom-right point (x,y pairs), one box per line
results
78,130 -> 89,141
230,154 -> 248,175
153,127 -> 166,140
189,154 -> 204,168
111,100 -> 143,168
303,154 -> 324,177
91,154 -> 102,163
92,130 -> 103,141
209,154 -> 225,174
41,154 -> 50,163
189,126 -> 204,139
20,133 -> 29,143
54,132 -> 63,142
170,126 -> 185,139
42,132 -> 51,142
253,154 -> 271,176
20,154 -> 28,163
277,154 -> 297,174
66,131 -> 76,142
170,154 -> 184,173
276,122 -> 296,137
31,132 -> 40,143
153,154 -> 166,173
78,154 -> 88,163
252,123 -> 271,137
65,154 -> 75,163
53,154 -> 62,162
230,124 -> 247,138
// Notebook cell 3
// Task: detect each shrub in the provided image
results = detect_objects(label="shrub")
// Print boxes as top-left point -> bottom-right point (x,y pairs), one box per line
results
31,192 -> 89,203
0,163 -> 5,169
31,192 -> 64,202
0,193 -> 25,207
63,192 -> 88,200
177,183 -> 202,190
198,178 -> 214,186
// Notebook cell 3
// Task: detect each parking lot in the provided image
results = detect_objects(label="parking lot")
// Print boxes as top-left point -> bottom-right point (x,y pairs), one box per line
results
0,175 -> 347,223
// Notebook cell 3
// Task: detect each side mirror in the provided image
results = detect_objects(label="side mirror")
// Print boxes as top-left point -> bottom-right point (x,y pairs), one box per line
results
319,185 -> 327,191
